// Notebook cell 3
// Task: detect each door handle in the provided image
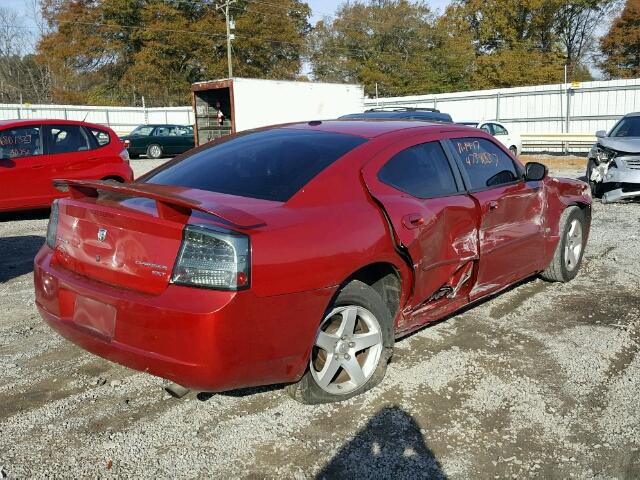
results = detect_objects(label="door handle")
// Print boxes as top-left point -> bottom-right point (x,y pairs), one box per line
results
402,213 -> 424,229
488,201 -> 499,211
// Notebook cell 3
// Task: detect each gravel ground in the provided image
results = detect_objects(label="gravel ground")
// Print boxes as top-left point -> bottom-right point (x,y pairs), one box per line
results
1,158 -> 639,478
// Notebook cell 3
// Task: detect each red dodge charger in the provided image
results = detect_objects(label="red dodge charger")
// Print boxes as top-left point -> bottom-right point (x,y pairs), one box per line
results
0,119 -> 133,212
34,120 -> 591,403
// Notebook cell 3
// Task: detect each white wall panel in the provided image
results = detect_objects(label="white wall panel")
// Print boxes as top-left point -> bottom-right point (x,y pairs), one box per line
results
365,78 -> 640,145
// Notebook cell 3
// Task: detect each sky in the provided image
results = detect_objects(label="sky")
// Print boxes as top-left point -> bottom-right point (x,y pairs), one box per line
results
307,0 -> 451,21
8,0 -> 453,29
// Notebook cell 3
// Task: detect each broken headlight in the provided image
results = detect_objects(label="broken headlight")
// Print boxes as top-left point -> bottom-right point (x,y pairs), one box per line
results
595,145 -> 616,163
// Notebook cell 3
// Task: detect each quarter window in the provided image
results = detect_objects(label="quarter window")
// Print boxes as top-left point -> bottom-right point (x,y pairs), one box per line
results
0,126 -> 41,159
47,125 -> 91,154
492,124 -> 508,135
89,128 -> 110,147
378,141 -> 459,198
453,137 -> 520,190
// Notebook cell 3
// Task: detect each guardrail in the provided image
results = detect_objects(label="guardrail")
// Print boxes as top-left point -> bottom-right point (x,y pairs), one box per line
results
521,134 -> 595,154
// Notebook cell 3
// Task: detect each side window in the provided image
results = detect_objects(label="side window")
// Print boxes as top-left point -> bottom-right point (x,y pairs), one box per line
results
0,126 -> 42,159
132,126 -> 154,136
378,141 -> 459,198
47,125 -> 91,154
154,127 -> 171,136
88,128 -> 110,147
453,137 -> 520,190
479,124 -> 491,134
492,124 -> 508,135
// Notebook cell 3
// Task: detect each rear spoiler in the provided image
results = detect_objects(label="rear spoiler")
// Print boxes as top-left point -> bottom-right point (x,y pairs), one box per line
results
53,179 -> 265,229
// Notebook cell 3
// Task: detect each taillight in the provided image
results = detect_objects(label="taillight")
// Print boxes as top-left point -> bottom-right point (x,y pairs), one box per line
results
119,148 -> 130,164
46,200 -> 59,249
171,224 -> 250,290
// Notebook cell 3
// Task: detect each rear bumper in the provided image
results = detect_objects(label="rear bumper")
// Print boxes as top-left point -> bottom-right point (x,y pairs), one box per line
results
34,247 -> 335,391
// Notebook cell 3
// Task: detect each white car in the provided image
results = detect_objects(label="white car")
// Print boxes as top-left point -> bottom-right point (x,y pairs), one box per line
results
460,121 -> 522,157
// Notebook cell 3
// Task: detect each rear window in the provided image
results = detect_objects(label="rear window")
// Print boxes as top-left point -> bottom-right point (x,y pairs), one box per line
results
144,129 -> 367,201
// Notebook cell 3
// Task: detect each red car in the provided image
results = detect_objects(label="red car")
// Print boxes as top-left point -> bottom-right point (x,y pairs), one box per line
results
34,121 -> 591,403
0,119 -> 133,212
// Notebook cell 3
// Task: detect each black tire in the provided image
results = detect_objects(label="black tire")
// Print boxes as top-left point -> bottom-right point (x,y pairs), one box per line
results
286,280 -> 394,404
509,146 -> 518,157
586,159 -> 603,198
146,144 -> 163,159
541,206 -> 586,282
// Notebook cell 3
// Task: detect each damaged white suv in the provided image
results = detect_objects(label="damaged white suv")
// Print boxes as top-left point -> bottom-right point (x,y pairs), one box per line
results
587,112 -> 640,202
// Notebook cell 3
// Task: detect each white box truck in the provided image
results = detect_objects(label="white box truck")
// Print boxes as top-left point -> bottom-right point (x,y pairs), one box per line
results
191,77 -> 365,146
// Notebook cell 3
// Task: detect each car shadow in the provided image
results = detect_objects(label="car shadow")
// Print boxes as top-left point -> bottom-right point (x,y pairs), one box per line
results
0,208 -> 50,222
316,406 -> 447,479
196,383 -> 285,401
0,235 -> 45,283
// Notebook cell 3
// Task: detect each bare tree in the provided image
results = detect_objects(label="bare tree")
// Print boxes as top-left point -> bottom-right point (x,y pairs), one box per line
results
0,6 -> 52,103
554,0 -> 621,77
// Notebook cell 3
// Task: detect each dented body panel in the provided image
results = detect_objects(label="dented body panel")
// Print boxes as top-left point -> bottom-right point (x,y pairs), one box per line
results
35,120 -> 591,391
588,113 -> 640,202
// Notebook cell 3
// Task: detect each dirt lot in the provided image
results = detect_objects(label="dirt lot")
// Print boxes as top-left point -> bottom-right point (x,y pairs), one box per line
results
1,157 -> 638,478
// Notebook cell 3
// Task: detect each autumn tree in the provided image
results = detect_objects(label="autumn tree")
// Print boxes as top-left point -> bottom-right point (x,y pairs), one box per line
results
599,0 -> 640,78
308,0 -> 475,97
445,0 -> 567,88
37,0 -> 311,106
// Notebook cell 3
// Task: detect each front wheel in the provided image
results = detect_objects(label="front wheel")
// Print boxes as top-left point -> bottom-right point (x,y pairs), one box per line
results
541,206 -> 586,282
286,280 -> 393,404
146,144 -> 163,159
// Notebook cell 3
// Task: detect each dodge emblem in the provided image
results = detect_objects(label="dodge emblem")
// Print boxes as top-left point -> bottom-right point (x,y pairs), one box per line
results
97,228 -> 107,242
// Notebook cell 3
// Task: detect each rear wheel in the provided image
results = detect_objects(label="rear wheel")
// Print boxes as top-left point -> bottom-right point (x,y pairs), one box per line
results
146,144 -> 163,159
541,206 -> 586,282
286,280 -> 393,404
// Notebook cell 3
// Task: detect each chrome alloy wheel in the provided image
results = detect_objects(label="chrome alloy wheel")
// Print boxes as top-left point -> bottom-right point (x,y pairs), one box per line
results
310,305 -> 383,395
564,218 -> 583,271
148,144 -> 162,158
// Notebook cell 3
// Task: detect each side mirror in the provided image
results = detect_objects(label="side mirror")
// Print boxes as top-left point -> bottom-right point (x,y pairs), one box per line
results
525,162 -> 547,181
595,130 -> 606,138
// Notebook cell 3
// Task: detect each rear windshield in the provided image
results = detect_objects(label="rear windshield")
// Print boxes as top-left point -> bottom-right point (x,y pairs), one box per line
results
143,128 -> 367,201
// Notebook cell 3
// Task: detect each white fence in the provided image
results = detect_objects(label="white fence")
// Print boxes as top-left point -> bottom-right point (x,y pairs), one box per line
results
0,103 -> 194,136
2,77 -> 640,152
365,78 -> 640,152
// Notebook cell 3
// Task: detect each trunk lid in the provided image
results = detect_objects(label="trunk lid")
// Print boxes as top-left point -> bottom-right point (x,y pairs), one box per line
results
52,179 -> 269,295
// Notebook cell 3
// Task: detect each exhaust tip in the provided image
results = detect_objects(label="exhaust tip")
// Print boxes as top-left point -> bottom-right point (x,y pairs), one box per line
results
164,382 -> 191,398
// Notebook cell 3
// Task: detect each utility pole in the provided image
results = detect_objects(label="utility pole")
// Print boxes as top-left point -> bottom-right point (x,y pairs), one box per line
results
217,0 -> 237,78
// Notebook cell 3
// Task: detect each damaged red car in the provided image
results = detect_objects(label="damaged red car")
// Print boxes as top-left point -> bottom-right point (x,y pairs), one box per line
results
34,120 -> 591,403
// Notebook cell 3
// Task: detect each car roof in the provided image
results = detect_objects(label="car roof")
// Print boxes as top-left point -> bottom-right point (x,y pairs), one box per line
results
283,119 -> 478,139
0,118 -> 111,130
340,110 -> 453,123
136,124 -> 191,128
624,112 -> 640,118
